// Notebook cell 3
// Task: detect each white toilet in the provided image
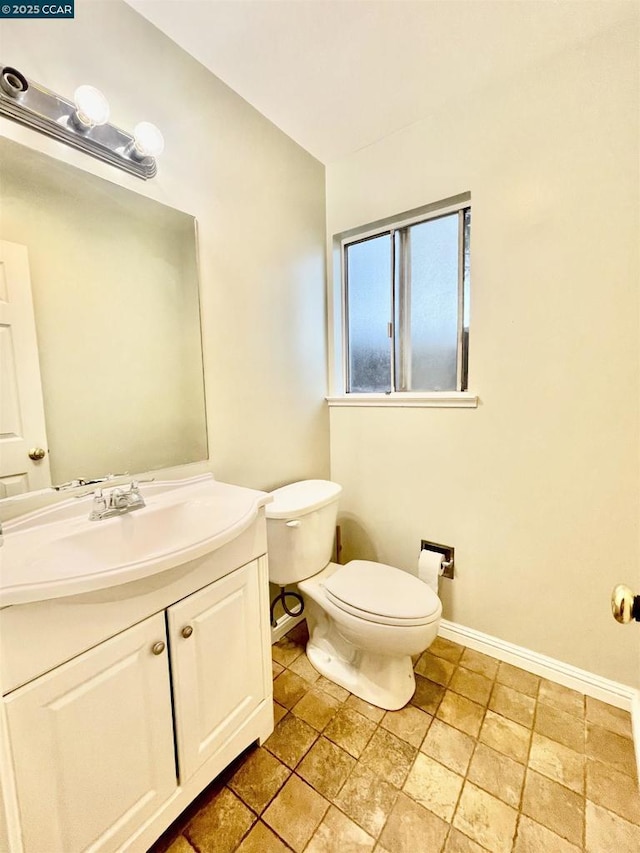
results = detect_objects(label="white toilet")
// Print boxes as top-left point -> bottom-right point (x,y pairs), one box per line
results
266,480 -> 442,710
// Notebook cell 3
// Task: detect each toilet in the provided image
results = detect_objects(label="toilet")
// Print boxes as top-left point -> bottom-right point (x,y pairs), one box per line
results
266,480 -> 442,710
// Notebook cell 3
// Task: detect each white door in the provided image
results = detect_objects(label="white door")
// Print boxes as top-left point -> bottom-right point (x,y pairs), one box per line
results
4,613 -> 176,853
168,562 -> 266,781
0,240 -> 51,496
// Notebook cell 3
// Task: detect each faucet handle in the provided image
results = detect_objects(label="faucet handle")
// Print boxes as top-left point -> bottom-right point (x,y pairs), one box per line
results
126,480 -> 152,509
56,479 -> 86,491
129,478 -> 155,492
74,487 -> 103,500
88,489 -> 108,521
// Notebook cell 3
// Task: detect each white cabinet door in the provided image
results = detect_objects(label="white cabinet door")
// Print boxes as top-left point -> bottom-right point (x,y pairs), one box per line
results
4,613 -> 176,853
168,561 -> 266,780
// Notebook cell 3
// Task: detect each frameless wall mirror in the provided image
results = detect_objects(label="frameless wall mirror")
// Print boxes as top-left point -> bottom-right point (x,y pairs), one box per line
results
0,137 -> 208,497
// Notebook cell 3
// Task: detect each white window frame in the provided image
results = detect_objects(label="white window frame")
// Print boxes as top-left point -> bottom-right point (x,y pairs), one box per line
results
327,197 -> 478,409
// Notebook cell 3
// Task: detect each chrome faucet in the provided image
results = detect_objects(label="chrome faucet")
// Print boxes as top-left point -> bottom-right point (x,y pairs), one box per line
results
89,481 -> 147,521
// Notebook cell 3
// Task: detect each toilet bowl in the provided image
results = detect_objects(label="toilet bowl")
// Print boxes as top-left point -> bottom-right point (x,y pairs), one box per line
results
266,480 -> 442,710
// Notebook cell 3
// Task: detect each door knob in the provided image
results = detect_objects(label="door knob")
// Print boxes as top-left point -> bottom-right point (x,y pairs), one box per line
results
181,625 -> 193,639
151,641 -> 166,655
28,447 -> 46,460
611,585 -> 640,624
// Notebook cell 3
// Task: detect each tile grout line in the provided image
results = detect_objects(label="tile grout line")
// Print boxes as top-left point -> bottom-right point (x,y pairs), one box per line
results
413,659 -> 449,853
281,658 -> 384,848
415,649 -> 536,851
307,658 -> 435,847
441,662 -> 493,852
511,673 -> 542,853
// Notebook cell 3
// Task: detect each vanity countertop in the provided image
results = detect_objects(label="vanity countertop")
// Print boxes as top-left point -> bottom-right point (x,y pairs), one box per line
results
0,475 -> 271,607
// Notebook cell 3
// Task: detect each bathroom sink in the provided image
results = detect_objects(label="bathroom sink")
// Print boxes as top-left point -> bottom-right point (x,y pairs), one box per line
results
0,475 -> 271,606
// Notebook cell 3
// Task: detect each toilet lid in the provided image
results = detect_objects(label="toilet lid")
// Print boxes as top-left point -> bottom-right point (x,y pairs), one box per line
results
323,560 -> 440,624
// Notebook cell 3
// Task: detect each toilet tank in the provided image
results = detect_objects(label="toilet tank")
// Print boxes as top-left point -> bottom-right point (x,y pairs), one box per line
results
266,480 -> 342,586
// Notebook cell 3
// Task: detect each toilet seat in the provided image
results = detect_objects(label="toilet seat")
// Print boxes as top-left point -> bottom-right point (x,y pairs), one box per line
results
322,560 -> 441,627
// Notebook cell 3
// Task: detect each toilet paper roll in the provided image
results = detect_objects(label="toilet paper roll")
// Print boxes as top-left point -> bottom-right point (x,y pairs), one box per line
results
418,549 -> 444,594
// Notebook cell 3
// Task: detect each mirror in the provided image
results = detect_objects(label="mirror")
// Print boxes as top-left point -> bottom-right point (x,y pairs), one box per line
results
0,137 -> 208,495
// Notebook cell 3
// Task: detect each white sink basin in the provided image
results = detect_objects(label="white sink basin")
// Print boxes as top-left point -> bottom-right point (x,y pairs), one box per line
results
0,475 -> 271,606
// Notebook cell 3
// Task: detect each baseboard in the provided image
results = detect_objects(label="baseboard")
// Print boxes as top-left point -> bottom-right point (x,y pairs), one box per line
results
270,611 -> 305,644
439,619 -> 637,712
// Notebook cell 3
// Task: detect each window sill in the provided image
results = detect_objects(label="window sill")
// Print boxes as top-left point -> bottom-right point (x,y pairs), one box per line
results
326,392 -> 479,409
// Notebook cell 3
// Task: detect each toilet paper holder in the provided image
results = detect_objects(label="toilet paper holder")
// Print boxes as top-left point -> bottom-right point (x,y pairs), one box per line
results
420,540 -> 455,579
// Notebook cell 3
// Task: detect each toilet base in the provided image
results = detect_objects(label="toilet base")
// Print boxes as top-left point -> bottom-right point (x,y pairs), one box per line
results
305,639 -> 416,711
299,563 -> 439,710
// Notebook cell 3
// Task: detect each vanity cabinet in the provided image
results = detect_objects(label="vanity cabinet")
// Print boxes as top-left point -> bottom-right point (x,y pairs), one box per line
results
0,528 -> 273,853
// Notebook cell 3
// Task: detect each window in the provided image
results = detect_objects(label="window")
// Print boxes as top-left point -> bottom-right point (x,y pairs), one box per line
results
342,202 -> 470,395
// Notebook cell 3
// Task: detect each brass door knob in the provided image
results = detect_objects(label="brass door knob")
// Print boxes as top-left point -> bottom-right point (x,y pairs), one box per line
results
151,641 -> 166,655
28,447 -> 46,460
181,625 -> 193,639
611,585 -> 640,624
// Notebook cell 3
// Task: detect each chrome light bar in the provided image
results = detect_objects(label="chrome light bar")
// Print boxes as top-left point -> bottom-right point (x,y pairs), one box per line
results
0,65 -> 161,180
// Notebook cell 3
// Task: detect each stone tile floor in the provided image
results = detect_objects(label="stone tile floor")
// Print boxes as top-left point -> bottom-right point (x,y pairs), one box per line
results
151,621 -> 639,853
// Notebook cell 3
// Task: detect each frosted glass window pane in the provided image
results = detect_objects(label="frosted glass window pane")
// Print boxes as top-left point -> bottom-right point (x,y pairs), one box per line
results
461,208 -> 471,390
463,208 -> 471,329
407,215 -> 459,391
346,235 -> 391,392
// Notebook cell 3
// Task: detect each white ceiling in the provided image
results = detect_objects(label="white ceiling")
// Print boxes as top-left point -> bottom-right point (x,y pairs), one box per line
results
126,0 -> 637,164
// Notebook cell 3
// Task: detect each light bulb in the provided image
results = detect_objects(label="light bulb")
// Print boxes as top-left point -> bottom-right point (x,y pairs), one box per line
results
73,85 -> 110,128
133,122 -> 164,158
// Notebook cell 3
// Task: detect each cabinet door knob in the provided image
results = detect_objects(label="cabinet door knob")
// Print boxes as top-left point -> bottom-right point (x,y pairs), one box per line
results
151,641 -> 166,655
181,625 -> 193,639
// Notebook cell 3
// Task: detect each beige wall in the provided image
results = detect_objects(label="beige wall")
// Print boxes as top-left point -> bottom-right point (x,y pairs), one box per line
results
0,0 -> 329,496
326,21 -> 640,686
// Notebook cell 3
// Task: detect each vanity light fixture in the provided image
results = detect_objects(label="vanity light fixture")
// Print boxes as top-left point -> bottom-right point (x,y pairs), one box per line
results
0,65 -> 164,180
132,121 -> 165,160
72,84 -> 111,130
